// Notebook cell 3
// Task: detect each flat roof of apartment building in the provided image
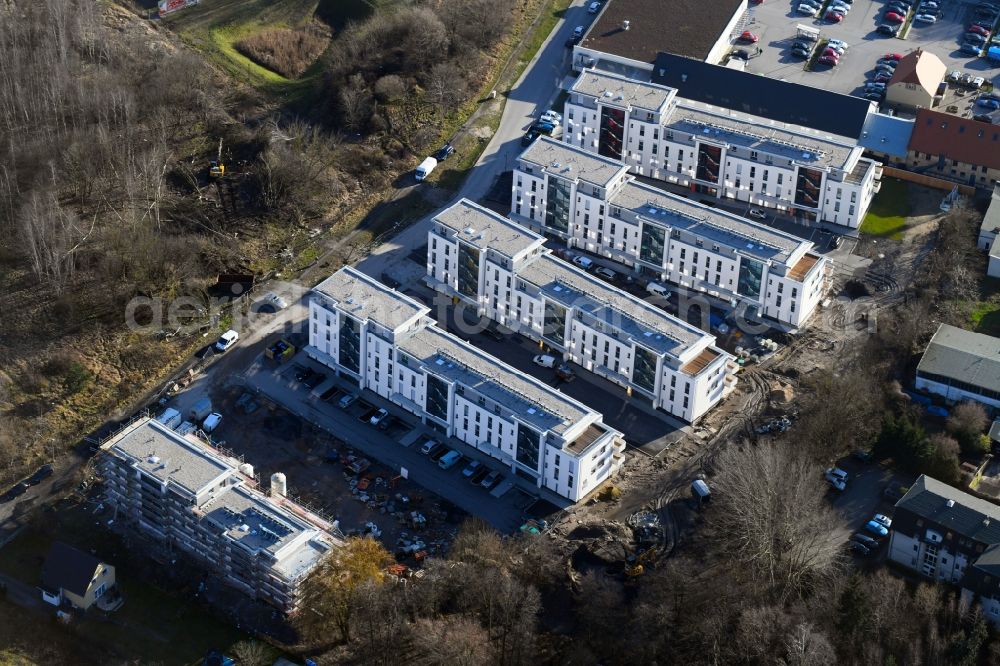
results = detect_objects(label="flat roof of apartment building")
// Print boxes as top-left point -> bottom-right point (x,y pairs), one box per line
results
582,0 -> 743,65
652,52 -> 874,139
103,418 -> 233,495
400,324 -> 593,438
313,266 -> 429,331
518,136 -> 628,188
434,199 -> 544,258
518,254 -> 709,359
613,180 -> 808,266
670,100 -> 858,170
571,69 -> 674,113
199,485 -> 332,578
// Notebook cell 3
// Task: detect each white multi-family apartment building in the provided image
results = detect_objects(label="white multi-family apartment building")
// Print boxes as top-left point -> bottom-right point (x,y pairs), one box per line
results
426,199 -> 738,422
306,266 -> 625,502
561,69 -> 882,229
512,137 -> 829,329
98,417 -> 340,613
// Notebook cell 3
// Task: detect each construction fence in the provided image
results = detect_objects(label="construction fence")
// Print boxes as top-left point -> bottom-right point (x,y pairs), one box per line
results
882,166 -> 977,197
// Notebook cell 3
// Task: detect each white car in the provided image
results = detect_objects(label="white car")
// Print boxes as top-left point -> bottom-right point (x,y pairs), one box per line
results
588,1 -> 600,13
972,76 -> 986,89
748,208 -> 767,220
873,513 -> 893,529
541,110 -> 562,125
214,329 -> 239,352
827,39 -> 850,50
798,4 -> 819,15
913,13 -> 937,22
572,255 -> 594,270
573,25 -> 584,38
533,354 -> 556,368
202,412 -> 223,433
830,2 -> 850,12
825,467 -> 848,491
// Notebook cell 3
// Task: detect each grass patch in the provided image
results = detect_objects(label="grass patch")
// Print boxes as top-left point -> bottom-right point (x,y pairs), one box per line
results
860,178 -> 911,239
510,0 -> 573,84
0,524 -> 247,664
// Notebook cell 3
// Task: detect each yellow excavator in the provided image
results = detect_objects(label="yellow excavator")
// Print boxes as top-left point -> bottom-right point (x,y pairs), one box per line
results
209,138 -> 225,178
625,546 -> 658,578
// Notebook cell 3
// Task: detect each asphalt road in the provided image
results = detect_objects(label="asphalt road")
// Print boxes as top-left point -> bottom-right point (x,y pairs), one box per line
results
357,0 -> 592,281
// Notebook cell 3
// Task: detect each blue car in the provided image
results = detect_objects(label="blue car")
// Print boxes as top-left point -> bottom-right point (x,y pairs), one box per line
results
865,520 -> 889,537
978,98 -> 1000,110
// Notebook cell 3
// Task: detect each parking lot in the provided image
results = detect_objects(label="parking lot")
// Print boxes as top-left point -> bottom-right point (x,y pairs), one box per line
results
738,0 -> 998,107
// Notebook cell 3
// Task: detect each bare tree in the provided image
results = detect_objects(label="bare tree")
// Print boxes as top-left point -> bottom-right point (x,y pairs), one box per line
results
409,615 -> 491,666
947,401 -> 990,453
709,442 -> 847,600
782,622 -> 836,666
339,74 -> 373,133
231,640 -> 269,666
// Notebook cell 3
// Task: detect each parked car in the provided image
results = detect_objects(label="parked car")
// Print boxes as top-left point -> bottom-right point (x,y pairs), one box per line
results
961,43 -> 983,56
565,34 -> 581,48
969,24 -> 992,36
369,408 -> 390,428
818,55 -> 839,66
595,266 -> 616,280
252,292 -> 288,314
973,113 -> 995,123
738,31 -> 759,43
419,439 -> 439,455
433,143 -> 455,161
883,52 -> 903,61
852,533 -> 880,549
214,329 -> 239,352
791,46 -> 812,58
541,110 -> 562,125
973,76 -> 986,89
521,130 -> 540,146
877,24 -> 900,36
572,255 -> 594,270
825,467 -> 848,490
1,482 -> 29,503
850,542 -> 872,557
877,58 -> 898,67
202,412 -> 223,433
556,363 -> 577,382
438,450 -> 462,469
873,513 -> 893,529
469,467 -> 490,484
481,470 -> 503,489
26,464 -> 53,486
338,392 -> 358,409
825,8 -> 845,20
462,460 -> 483,478
588,1 -> 600,12
573,25 -> 584,38
798,4 -> 819,15
978,98 -> 1000,110
865,92 -> 885,102
429,444 -> 450,462
865,520 -> 889,538
828,39 -> 850,50
533,354 -> 557,368
947,69 -> 962,83
884,11 -> 906,23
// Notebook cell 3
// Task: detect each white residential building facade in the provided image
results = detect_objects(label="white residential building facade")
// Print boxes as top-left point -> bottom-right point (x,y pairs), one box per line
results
306,266 -> 625,502
561,69 -> 882,229
512,137 -> 829,329
426,200 -> 738,423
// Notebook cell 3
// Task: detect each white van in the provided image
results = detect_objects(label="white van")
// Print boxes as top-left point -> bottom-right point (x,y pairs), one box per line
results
533,354 -> 556,368
189,397 -> 213,423
202,413 -> 223,433
415,156 -> 438,181
646,281 -> 670,297
156,407 -> 182,430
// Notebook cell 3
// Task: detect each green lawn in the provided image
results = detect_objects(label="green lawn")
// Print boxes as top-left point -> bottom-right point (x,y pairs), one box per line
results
860,178 -> 911,239
0,524 -> 247,664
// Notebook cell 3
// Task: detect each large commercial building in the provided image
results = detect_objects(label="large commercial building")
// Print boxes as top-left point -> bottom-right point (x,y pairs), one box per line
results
512,136 -> 829,329
916,324 -> 1000,410
426,199 -> 738,422
889,475 -> 1000,625
98,417 -> 340,613
571,0 -> 747,74
561,68 -> 882,229
306,266 -> 625,502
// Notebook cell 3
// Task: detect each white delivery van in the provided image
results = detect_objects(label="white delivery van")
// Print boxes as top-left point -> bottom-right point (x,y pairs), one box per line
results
646,281 -> 670,297
415,157 -> 438,181
533,354 -> 556,368
189,397 -> 213,422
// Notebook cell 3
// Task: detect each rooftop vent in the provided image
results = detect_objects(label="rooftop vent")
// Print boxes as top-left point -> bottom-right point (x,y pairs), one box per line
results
623,19 -> 630,30
986,517 -> 992,527
147,455 -> 160,465
603,91 -> 613,98
463,226 -> 475,235
946,499 -> 955,508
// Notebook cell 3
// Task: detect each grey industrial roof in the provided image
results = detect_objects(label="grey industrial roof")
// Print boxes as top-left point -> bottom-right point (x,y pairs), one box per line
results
670,99 -> 859,170
582,0 -> 744,64
433,199 -> 544,258
313,267 -> 429,331
104,418 -> 233,495
896,475 -> 1000,544
652,52 -> 874,139
572,69 -> 674,113
980,184 -> 1000,245
518,254 -> 710,359
917,323 -> 1000,394
41,542 -> 104,598
612,180 -> 808,266
518,136 -> 628,188
400,324 -> 593,438
200,485 -> 331,578
859,113 -> 915,160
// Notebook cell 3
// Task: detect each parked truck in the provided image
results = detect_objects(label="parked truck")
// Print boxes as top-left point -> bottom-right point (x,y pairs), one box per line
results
415,157 -> 437,181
